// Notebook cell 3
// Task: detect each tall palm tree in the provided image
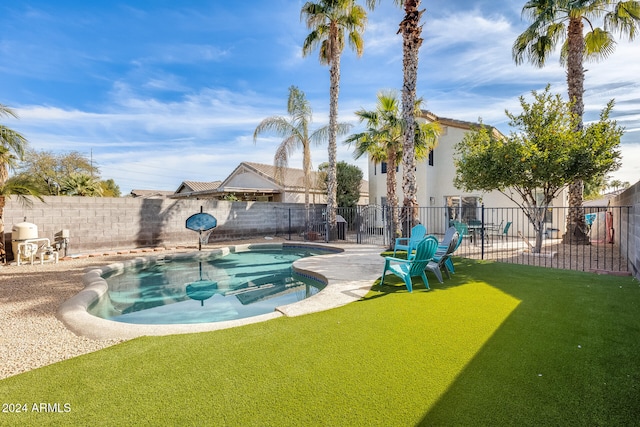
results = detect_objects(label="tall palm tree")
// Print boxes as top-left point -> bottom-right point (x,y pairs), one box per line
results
301,0 -> 367,238
513,0 -> 640,243
365,0 -> 425,227
253,86 -> 322,210
345,91 -> 439,240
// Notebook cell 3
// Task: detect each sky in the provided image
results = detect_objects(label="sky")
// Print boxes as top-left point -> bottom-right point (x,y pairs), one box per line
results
1,0 -> 638,195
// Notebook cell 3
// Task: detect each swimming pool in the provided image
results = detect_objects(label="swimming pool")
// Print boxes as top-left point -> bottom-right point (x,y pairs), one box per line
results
87,245 -> 335,325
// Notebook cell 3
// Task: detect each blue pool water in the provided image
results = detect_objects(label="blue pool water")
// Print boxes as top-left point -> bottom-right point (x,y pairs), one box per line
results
88,247 -> 329,325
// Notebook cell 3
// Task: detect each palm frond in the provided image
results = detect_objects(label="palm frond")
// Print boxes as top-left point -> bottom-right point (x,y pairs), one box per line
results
605,1 -> 640,40
584,28 -> 617,60
253,116 -> 299,141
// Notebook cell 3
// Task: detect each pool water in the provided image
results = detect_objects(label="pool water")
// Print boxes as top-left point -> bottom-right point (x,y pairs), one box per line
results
88,247 -> 328,325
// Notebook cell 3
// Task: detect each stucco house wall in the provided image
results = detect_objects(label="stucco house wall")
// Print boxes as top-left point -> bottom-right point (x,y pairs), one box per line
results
368,112 -> 567,236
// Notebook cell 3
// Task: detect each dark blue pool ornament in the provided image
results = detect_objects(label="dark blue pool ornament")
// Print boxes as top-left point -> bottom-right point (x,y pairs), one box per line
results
186,207 -> 217,251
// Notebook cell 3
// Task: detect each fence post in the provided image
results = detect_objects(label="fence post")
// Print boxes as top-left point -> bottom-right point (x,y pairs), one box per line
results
481,203 -> 485,260
288,208 -> 291,241
324,209 -> 329,243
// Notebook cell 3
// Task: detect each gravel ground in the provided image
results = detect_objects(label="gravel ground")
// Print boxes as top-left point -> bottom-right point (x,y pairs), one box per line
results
0,239 -> 284,380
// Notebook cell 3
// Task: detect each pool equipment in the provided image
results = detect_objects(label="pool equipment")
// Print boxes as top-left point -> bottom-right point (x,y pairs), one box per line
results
11,221 -> 59,265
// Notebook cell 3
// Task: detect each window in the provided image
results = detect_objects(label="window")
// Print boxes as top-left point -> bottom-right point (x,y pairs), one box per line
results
446,196 -> 479,224
428,149 -> 434,166
380,162 -> 399,173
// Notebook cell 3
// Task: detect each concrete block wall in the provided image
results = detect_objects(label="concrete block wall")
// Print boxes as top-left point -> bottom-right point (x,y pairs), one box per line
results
3,196 -> 320,256
611,183 -> 640,280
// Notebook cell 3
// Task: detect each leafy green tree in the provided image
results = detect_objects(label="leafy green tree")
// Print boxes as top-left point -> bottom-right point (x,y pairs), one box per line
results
100,179 -> 121,197
345,90 -> 439,238
301,0 -> 367,236
513,0 -> 640,243
318,161 -> 363,208
454,86 -> 622,253
366,0 -> 426,226
16,149 -> 99,195
583,174 -> 608,199
60,172 -> 104,197
336,161 -> 363,208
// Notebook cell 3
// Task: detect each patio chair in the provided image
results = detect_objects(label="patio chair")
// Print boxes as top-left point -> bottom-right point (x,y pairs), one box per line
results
497,221 -> 512,239
426,231 -> 460,283
393,223 -> 427,258
444,232 -> 464,274
452,220 -> 473,243
436,226 -> 457,254
381,235 -> 438,292
435,226 -> 462,274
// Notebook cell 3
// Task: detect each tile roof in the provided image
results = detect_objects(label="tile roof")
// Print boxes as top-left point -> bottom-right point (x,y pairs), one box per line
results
241,162 -> 368,194
421,110 -> 505,138
176,180 -> 221,193
241,162 -> 317,189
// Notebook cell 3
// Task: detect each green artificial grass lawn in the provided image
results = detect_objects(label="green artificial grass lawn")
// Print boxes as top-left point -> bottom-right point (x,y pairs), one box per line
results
1,259 -> 639,426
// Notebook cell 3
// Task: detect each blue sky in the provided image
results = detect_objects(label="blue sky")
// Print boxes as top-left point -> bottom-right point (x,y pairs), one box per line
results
1,1 -> 638,194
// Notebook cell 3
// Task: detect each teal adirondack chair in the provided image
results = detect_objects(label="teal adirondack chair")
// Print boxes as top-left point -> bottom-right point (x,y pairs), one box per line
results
381,236 -> 438,292
393,224 -> 427,258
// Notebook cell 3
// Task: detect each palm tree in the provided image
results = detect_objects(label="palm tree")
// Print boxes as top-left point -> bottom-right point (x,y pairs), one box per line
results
345,91 -> 439,240
301,0 -> 367,238
513,0 -> 640,243
253,86 -> 323,210
60,172 -> 103,197
365,0 -> 425,227
1,105 -> 28,184
1,104 -> 36,261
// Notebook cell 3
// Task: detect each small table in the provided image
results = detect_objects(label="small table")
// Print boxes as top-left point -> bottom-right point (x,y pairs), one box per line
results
468,223 -> 496,245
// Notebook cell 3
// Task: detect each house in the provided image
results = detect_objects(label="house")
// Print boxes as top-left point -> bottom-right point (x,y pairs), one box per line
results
172,162 -> 369,205
367,111 -> 567,232
174,180 -> 222,196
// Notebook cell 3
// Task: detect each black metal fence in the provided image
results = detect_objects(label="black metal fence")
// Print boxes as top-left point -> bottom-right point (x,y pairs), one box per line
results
275,204 -> 631,274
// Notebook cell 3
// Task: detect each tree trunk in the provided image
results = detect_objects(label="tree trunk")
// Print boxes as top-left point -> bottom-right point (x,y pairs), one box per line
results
386,147 -> 400,240
326,37 -> 341,239
303,142 -> 311,234
400,0 -> 423,230
0,196 -> 5,262
563,16 -> 589,244
534,223 -> 544,254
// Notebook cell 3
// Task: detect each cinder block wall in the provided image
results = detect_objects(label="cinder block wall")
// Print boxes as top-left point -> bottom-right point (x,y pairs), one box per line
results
611,183 -> 640,280
3,196 -> 319,255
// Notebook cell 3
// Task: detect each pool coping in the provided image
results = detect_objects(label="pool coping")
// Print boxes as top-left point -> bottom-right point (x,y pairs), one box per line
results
57,242 -> 385,340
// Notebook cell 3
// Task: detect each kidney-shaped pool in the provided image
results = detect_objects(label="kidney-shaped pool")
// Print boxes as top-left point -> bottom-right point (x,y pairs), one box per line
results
87,244 -> 338,325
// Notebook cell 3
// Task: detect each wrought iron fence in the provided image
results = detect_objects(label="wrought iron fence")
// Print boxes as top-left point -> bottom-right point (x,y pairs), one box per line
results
276,204 -> 631,274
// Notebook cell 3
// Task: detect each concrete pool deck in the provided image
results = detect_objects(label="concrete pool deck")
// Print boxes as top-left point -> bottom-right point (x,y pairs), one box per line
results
57,243 -> 386,340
